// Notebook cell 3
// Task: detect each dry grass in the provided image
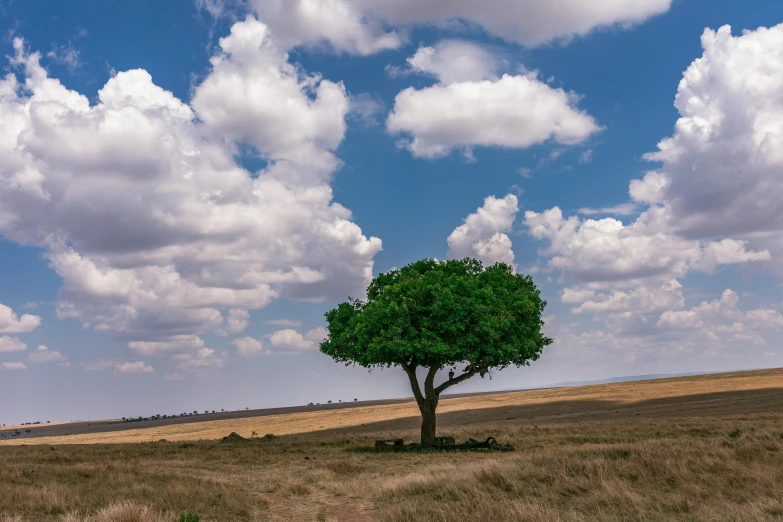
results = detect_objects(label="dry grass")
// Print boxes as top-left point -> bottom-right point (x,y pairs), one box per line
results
2,368 -> 783,521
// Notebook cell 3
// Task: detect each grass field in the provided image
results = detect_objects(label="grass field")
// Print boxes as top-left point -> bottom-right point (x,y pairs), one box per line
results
3,368 -> 783,521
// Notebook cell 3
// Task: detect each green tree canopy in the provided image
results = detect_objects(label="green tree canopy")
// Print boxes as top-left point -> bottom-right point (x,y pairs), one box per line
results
321,258 -> 552,446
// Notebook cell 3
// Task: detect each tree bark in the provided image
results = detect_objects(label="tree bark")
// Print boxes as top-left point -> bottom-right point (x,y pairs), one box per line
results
402,362 -> 442,447
419,400 -> 437,447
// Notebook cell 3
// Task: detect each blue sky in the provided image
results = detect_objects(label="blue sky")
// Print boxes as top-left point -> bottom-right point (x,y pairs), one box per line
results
1,0 -> 783,425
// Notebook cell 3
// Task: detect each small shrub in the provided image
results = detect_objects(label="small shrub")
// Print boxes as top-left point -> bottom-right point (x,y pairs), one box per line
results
178,514 -> 201,522
729,429 -> 742,439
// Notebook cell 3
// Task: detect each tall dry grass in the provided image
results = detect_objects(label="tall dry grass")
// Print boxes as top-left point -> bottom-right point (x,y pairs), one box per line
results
3,414 -> 783,521
59,502 -> 171,522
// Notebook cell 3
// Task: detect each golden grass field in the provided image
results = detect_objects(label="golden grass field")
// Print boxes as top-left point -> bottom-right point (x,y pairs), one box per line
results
3,368 -> 783,521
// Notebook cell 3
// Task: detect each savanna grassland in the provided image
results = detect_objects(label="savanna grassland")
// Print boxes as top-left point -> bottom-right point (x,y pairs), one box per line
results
3,368 -> 783,521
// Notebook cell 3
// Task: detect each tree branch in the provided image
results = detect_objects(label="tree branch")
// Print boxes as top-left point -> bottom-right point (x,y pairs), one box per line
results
423,365 -> 440,399
402,362 -> 425,407
434,367 -> 485,395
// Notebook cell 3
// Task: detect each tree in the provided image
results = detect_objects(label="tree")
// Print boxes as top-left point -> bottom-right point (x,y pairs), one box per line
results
321,258 -> 551,447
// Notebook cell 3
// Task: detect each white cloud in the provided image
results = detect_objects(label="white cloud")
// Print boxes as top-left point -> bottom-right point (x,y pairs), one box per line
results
26,345 -> 68,364
224,309 -> 250,335
387,71 -> 601,158
397,40 -> 503,84
520,23 -> 783,373
447,194 -> 518,267
629,172 -> 669,205
657,290 -> 783,346
0,25 -> 381,349
0,303 -> 41,333
191,17 -> 351,180
569,279 -> 685,315
251,0 -> 672,52
0,336 -> 27,353
640,24 -> 783,243
164,372 -> 185,381
268,326 -> 327,352
250,0 -> 403,55
304,325 -> 328,344
115,361 -> 155,374
0,361 -> 27,371
269,329 -> 314,350
233,336 -> 264,356
524,207 -> 768,284
527,22 -> 783,312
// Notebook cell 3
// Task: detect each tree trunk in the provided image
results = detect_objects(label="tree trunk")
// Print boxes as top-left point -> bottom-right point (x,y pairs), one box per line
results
419,401 -> 437,447
402,363 -> 441,447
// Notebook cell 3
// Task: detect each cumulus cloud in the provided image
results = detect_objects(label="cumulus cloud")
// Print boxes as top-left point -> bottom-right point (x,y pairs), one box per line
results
387,68 -> 601,158
524,23 -> 783,358
447,194 -> 519,267
0,361 -> 27,371
115,361 -> 155,374
657,290 -> 783,346
0,336 -> 27,353
0,23 -> 381,352
233,336 -> 264,356
641,24 -> 783,242
267,326 -> 327,353
269,329 -> 313,350
250,0 -> 403,55
546,287 -> 783,373
191,18 -> 351,180
222,309 -> 250,335
524,207 -> 769,284
0,303 -> 41,333
569,279 -> 685,315
392,40 -> 503,84
251,0 -> 672,52
525,22 -> 783,359
26,345 -> 69,364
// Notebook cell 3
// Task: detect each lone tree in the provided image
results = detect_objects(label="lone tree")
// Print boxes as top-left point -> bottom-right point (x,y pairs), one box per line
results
320,258 -> 552,447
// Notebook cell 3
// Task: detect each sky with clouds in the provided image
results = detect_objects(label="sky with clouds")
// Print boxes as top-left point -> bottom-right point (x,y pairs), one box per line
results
1,0 -> 783,425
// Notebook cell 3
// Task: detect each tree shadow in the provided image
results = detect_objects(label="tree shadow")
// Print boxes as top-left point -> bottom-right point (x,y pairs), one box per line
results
293,386 -> 783,439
